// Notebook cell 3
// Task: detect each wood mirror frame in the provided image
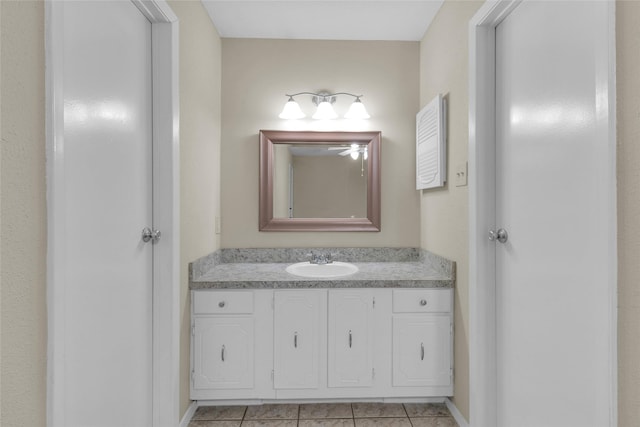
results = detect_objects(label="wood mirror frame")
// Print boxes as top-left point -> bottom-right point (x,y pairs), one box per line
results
259,130 -> 381,232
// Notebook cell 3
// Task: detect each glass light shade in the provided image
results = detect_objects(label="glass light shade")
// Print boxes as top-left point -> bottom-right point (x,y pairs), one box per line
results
350,143 -> 360,160
279,99 -> 305,119
344,99 -> 370,119
312,101 -> 338,120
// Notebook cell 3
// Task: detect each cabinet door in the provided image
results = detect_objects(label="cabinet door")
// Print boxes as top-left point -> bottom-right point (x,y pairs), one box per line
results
193,317 -> 254,390
392,314 -> 451,387
274,290 -> 325,389
328,290 -> 374,387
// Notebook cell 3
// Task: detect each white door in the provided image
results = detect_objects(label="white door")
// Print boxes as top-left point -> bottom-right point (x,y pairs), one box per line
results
328,290 -> 374,388
274,290 -> 325,389
61,2 -> 153,425
193,317 -> 254,390
494,1 -> 613,426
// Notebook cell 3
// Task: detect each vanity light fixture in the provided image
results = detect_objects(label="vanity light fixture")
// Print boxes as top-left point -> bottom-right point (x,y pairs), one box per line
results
279,92 -> 370,120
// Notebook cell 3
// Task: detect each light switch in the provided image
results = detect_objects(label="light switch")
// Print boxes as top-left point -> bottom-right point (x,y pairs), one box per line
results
455,162 -> 468,187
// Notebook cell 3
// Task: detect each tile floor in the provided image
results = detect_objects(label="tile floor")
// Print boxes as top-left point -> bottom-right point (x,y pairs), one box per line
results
189,402 -> 458,427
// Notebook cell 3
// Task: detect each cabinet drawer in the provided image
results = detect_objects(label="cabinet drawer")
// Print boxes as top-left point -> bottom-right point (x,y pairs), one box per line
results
392,289 -> 452,313
193,291 -> 254,314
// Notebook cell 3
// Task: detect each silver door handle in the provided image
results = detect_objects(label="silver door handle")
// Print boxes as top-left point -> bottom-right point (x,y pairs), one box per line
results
488,228 -> 508,243
294,332 -> 298,348
349,330 -> 352,348
221,345 -> 225,362
142,227 -> 161,243
421,342 -> 425,361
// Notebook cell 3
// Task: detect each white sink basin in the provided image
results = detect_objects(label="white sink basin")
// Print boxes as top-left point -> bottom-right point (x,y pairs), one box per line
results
285,261 -> 359,278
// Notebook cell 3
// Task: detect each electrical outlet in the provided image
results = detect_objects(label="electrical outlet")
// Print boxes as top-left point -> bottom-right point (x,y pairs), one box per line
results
455,162 -> 468,187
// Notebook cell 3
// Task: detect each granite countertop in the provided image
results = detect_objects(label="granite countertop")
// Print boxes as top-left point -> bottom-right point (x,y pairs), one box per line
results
189,248 -> 455,290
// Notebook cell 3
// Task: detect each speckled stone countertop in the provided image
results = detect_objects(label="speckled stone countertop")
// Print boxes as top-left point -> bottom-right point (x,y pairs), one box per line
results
189,248 -> 455,290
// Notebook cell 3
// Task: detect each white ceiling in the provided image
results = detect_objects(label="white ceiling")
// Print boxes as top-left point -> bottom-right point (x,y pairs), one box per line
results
201,1 -> 445,41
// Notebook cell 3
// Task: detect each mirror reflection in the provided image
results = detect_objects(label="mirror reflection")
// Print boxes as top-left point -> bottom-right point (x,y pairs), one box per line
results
273,144 -> 369,219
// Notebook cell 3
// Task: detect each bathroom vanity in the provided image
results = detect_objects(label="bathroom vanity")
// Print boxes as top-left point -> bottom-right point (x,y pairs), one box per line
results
189,248 -> 454,403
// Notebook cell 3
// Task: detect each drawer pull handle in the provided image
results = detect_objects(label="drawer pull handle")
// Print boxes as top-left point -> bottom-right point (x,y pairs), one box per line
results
294,332 -> 298,348
221,345 -> 225,362
420,299 -> 427,306
421,342 -> 425,361
218,301 -> 225,308
349,330 -> 352,348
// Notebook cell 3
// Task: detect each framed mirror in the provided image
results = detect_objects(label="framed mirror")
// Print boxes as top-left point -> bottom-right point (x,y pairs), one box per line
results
259,130 -> 381,231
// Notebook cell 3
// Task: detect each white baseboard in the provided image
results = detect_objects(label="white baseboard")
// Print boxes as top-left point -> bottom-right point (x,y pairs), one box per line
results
195,397 -> 447,406
179,401 -> 198,427
445,398 -> 469,427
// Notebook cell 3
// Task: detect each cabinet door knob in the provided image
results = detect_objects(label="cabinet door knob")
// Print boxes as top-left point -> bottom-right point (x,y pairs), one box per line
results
420,299 -> 427,306
218,301 -> 225,308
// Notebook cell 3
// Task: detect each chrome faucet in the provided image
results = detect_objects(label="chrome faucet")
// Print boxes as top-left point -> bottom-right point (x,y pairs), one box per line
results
308,251 -> 333,265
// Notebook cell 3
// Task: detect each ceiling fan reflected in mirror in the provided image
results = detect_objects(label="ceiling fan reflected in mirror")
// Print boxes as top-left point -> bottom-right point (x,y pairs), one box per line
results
328,143 -> 369,160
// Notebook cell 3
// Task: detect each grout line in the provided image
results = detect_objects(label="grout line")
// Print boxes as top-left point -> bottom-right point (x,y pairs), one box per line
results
240,405 -> 247,426
402,403 -> 410,419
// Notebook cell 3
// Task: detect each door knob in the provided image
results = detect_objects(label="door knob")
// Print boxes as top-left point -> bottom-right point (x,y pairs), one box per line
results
141,227 -> 161,243
489,228 -> 508,243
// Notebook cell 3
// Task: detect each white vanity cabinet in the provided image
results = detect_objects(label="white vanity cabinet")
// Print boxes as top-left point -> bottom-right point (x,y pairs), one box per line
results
191,290 -> 274,400
392,289 -> 454,395
191,287 -> 453,402
273,290 -> 327,390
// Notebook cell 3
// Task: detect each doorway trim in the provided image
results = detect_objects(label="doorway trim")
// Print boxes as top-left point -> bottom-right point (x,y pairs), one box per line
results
467,1 -> 617,426
45,1 -> 180,425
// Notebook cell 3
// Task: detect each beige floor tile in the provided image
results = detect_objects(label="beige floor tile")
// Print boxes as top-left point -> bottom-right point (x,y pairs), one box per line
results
354,418 -> 411,427
189,421 -> 242,427
352,403 -> 406,418
244,404 -> 299,420
299,419 -> 355,427
241,420 -> 298,427
193,406 -> 247,421
403,403 -> 450,418
409,417 -> 458,427
299,403 -> 353,419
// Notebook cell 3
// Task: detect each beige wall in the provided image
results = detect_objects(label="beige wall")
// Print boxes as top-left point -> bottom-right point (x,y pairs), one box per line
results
167,0 -> 222,419
220,39 -> 420,248
419,0 -> 484,421
616,1 -> 640,424
0,2 -> 47,426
